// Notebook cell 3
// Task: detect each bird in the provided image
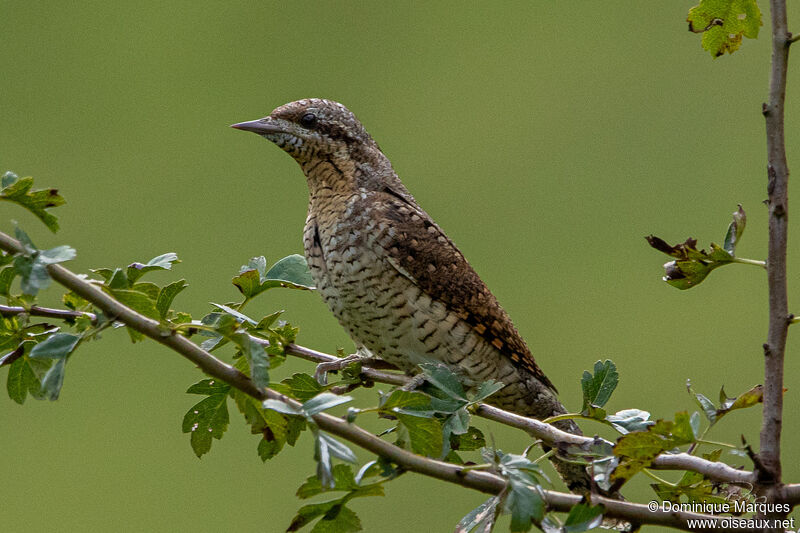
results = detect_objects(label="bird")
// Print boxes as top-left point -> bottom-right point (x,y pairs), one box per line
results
231,98 -> 592,493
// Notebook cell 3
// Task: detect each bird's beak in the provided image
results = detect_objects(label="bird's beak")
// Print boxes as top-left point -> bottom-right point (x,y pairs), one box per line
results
230,118 -> 285,135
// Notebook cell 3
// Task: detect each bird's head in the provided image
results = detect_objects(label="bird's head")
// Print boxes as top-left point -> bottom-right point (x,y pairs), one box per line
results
231,99 -> 378,163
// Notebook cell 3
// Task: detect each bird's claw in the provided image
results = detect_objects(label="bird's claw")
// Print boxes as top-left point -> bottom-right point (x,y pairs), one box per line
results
314,354 -> 364,385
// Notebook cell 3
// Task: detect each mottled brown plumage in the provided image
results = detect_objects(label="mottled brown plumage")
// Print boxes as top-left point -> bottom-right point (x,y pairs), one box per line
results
232,99 -> 590,492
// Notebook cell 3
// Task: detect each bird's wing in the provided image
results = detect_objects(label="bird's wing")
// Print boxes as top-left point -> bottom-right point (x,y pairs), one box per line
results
367,186 -> 557,393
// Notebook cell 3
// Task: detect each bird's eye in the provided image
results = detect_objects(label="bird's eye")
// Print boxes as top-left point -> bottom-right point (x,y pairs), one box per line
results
300,113 -> 317,128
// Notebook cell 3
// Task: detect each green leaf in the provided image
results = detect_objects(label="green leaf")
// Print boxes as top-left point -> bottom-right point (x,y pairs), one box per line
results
450,426 -> 486,452
0,266 -> 17,296
723,205 -> 746,254
186,378 -> 230,396
182,392 -> 230,458
303,392 -> 353,416
419,362 -> 467,401
455,496 -> 500,533
263,399 -> 303,416
471,380 -> 504,403
505,481 -> 544,532
379,389 -> 432,412
688,381 -> 718,423
211,302 -> 258,325
232,254 -> 315,299
29,333 -> 80,359
395,412 -> 443,457
40,358 -> 66,400
6,354 -> 49,404
0,173 -> 65,232
255,309 -> 284,330
563,503 -> 605,532
156,279 -> 188,319
607,409 -> 654,434
229,332 -> 270,388
107,288 -> 160,321
688,0 -> 762,57
265,254 -> 316,289
718,384 -> 763,419
283,373 -> 326,402
581,360 -> 618,410
13,235 -> 76,295
287,499 -> 362,533
126,253 -> 180,283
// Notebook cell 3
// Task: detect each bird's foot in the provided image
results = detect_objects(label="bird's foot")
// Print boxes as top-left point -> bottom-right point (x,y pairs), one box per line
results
314,352 -> 375,385
399,373 -> 427,392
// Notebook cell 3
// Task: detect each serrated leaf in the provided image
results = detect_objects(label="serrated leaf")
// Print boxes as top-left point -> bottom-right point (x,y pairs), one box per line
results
303,392 -> 353,416
29,333 -> 79,359
581,359 -> 618,410
688,0 -> 762,57
156,279 -> 188,319
182,392 -> 229,458
6,355 -> 49,404
0,174 -> 65,232
126,253 -> 180,283
233,254 -> 315,299
419,362 -> 467,402
505,481 -> 544,532
283,372 -> 326,402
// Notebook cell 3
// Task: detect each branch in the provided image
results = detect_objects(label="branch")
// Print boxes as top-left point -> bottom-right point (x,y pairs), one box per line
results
759,0 -> 791,491
0,295 -> 755,486
0,304 -> 95,323
0,229 -> 752,531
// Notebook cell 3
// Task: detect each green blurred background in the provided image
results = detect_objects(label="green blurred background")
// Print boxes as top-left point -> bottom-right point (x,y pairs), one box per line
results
2,2 -> 799,532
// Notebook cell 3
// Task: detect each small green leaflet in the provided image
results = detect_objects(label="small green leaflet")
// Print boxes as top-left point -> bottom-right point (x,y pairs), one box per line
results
182,379 -> 231,458
0,171 -> 66,232
232,254 -> 315,299
126,252 -> 180,284
581,359 -> 618,411
12,227 -> 76,295
688,0 -> 762,57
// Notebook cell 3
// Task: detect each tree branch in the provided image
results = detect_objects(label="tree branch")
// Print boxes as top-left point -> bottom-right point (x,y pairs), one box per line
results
760,0 -> 791,495
0,229 -> 757,530
0,289 -> 754,486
